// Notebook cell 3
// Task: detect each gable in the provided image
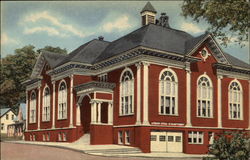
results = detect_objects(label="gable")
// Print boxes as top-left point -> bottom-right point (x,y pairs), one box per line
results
187,34 -> 230,65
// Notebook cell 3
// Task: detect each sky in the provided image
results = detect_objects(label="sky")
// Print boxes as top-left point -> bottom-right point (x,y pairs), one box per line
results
1,1 -> 249,63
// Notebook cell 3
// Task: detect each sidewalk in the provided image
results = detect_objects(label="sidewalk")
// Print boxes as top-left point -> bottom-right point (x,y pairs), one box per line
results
4,139 -> 208,159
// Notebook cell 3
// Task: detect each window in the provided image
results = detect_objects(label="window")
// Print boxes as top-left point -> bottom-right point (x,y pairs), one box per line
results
120,69 -> 134,115
58,133 -> 62,141
58,81 -> 67,119
168,136 -> 174,142
1,123 -> 4,130
229,81 -> 243,120
125,131 -> 130,144
159,135 -> 166,141
43,87 -> 51,121
43,134 -> 46,141
47,133 -> 50,141
197,76 -> 213,117
150,135 -> 157,141
30,91 -> 37,123
208,132 -> 214,144
118,131 -> 123,144
62,132 -> 67,141
33,134 -> 36,141
159,69 -> 178,115
6,114 -> 9,120
99,74 -> 108,82
30,135 -> 32,141
188,131 -> 204,144
11,115 -> 14,120
176,136 -> 181,142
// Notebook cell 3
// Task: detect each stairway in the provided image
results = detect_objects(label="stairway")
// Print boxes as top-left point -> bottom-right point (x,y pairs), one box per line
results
84,147 -> 142,155
74,133 -> 90,145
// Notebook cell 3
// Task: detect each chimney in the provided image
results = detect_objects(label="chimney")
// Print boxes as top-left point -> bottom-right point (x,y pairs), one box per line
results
98,36 -> 104,41
156,12 -> 170,28
140,2 -> 157,26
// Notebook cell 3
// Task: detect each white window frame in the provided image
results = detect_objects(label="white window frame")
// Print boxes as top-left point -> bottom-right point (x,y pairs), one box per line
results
58,80 -> 67,120
125,131 -> 130,145
29,91 -> 37,123
158,68 -> 178,115
197,74 -> 213,118
188,131 -> 204,144
42,86 -> 50,122
228,80 -> 243,120
118,131 -> 123,144
119,68 -> 134,116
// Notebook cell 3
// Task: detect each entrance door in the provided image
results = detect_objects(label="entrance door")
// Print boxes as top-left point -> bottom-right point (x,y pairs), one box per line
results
150,132 -> 167,152
150,131 -> 183,153
80,96 -> 91,133
166,132 -> 183,153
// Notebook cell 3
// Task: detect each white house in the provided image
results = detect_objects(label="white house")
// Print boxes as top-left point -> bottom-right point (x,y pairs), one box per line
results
0,108 -> 16,134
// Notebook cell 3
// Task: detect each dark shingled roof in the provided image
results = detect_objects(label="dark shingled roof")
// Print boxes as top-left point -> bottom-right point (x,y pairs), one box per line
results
141,2 -> 157,13
95,24 -> 194,62
224,52 -> 250,69
55,39 -> 110,67
185,33 -> 208,54
42,51 -> 67,68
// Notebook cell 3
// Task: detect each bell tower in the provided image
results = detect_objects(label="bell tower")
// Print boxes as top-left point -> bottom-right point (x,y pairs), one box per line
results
140,2 -> 157,26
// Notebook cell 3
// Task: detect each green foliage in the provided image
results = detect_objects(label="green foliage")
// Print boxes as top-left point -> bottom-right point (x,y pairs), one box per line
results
209,132 -> 250,160
181,0 -> 249,47
0,45 -> 67,108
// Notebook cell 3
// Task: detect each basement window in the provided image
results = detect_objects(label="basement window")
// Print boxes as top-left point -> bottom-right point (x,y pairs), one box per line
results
188,131 -> 203,144
125,131 -> 130,145
118,131 -> 123,144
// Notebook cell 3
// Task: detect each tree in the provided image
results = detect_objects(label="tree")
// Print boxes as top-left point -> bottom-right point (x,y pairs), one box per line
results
181,0 -> 249,47
0,45 -> 67,109
209,132 -> 250,160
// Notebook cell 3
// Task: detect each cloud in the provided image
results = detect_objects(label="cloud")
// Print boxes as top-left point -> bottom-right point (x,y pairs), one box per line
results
24,26 -> 68,37
180,22 -> 204,34
23,11 -> 90,38
102,15 -> 132,32
1,33 -> 19,45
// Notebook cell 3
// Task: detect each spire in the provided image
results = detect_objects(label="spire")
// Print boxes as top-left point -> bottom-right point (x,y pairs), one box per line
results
140,2 -> 157,26
141,2 -> 157,14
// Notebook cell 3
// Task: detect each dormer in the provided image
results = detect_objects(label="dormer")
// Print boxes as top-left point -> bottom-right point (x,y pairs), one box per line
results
141,2 -> 157,26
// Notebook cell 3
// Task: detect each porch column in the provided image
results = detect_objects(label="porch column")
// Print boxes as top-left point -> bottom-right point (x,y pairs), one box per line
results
142,62 -> 149,125
91,100 -> 97,124
25,90 -> 28,131
217,75 -> 223,128
37,85 -> 41,130
52,81 -> 56,129
135,62 -> 141,125
186,70 -> 192,126
76,104 -> 81,126
97,102 -> 101,124
108,102 -> 113,125
69,75 -> 74,127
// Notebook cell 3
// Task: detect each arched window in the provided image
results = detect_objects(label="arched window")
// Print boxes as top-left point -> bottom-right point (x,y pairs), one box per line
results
229,81 -> 243,119
58,81 -> 67,119
120,69 -> 134,115
30,91 -> 36,123
159,69 -> 178,115
197,76 -> 213,117
42,87 -> 50,121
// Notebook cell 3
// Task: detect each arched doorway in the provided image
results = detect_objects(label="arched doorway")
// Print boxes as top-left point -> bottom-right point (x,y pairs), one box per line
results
80,95 -> 91,133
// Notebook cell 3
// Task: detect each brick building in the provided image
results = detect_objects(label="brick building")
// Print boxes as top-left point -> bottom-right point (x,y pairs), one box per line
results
24,2 -> 250,154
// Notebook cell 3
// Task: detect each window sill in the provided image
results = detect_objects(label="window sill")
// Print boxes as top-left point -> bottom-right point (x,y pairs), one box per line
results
159,114 -> 179,117
119,114 -> 134,117
42,120 -> 50,122
29,122 -> 36,124
196,116 -> 213,119
188,143 -> 204,145
228,118 -> 243,121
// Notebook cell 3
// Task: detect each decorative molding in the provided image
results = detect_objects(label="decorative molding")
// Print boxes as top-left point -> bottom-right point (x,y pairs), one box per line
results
74,81 -> 116,92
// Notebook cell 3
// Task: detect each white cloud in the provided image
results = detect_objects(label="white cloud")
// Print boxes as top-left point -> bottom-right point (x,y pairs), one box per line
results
1,33 -> 19,45
23,11 -> 90,38
24,26 -> 68,37
180,22 -> 204,34
102,15 -> 132,32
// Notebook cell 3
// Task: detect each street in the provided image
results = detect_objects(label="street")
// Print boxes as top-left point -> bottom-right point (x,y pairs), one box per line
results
1,142 -> 201,160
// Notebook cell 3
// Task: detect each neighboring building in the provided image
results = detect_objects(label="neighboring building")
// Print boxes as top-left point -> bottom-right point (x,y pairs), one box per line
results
0,108 -> 16,134
23,2 -> 250,154
7,103 -> 26,137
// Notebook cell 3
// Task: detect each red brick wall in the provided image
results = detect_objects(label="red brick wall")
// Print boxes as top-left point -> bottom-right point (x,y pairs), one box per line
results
90,125 -> 113,144
190,45 -> 218,127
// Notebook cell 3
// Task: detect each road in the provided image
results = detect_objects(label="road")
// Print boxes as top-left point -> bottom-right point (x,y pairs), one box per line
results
1,142 -> 201,160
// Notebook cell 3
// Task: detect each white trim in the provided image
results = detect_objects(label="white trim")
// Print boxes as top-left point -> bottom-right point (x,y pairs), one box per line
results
217,76 -> 222,128
228,79 -> 243,120
186,70 -> 192,126
37,86 -> 41,129
97,102 -> 101,124
136,63 -> 141,124
188,131 -> 204,144
76,104 -> 81,126
29,90 -> 37,124
197,74 -> 213,118
108,102 -> 113,125
69,75 -> 74,127
42,85 -> 51,122
26,91 -> 29,130
142,62 -> 149,124
158,68 -> 178,116
52,81 -> 56,128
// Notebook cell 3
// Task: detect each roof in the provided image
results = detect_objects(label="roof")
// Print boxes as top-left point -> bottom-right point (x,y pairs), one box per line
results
42,51 -> 67,68
14,103 -> 26,121
224,52 -> 250,69
141,2 -> 157,13
95,24 -> 194,62
55,39 -> 110,67
0,108 -> 13,118
185,33 -> 209,54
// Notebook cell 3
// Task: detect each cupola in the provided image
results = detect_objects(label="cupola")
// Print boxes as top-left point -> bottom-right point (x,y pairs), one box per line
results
141,2 -> 157,26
